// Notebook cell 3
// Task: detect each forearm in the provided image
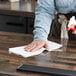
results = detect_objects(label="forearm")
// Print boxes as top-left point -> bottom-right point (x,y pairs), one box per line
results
33,0 -> 55,41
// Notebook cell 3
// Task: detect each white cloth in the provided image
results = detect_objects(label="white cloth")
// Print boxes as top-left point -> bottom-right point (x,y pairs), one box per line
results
9,41 -> 62,58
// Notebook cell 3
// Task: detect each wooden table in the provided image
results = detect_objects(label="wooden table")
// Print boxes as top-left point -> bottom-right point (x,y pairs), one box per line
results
0,31 -> 76,76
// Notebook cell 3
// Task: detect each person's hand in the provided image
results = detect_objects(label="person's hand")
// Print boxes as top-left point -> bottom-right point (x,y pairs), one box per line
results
24,40 -> 49,52
67,16 -> 76,34
67,24 -> 76,34
72,29 -> 76,34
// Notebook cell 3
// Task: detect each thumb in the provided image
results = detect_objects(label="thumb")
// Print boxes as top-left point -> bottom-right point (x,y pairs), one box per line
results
44,43 -> 50,51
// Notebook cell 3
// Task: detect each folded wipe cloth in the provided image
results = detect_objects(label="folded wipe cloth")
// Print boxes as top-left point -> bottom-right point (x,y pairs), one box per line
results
9,41 -> 62,58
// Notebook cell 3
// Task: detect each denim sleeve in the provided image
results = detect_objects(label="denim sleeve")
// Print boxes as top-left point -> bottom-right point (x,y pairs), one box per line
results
33,0 -> 56,41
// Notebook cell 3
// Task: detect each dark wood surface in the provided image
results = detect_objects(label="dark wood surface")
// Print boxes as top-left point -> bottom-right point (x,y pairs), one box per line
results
0,0 -> 36,18
0,31 -> 76,76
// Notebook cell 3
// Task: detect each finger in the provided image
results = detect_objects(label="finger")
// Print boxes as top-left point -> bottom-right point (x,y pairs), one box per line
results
30,41 -> 46,52
72,30 -> 76,34
24,43 -> 36,52
24,40 -> 46,52
30,44 -> 43,52
44,43 -> 50,51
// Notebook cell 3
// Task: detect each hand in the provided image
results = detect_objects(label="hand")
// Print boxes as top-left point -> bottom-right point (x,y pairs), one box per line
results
24,40 -> 49,52
72,30 -> 76,34
67,24 -> 76,34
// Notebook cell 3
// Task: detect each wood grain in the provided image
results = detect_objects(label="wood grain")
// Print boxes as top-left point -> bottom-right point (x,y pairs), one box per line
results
0,31 -> 76,76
